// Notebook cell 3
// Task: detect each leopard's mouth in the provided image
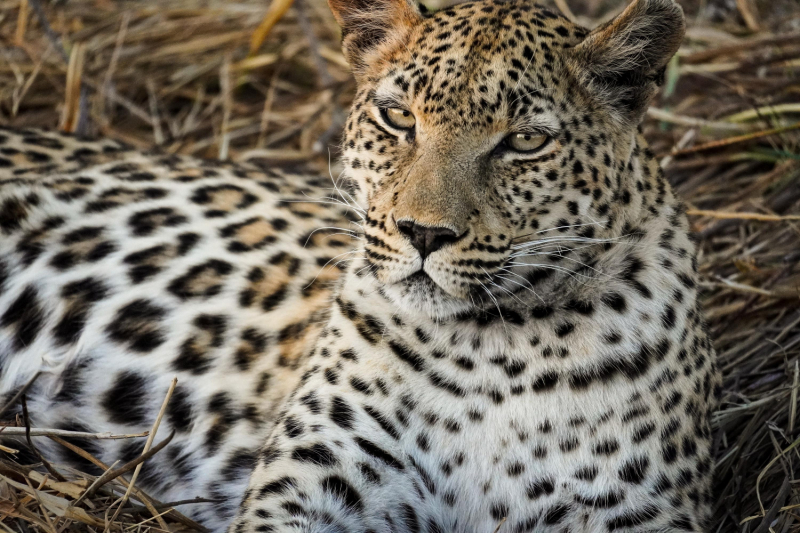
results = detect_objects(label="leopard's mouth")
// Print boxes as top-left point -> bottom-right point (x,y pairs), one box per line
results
388,266 -> 438,292
396,268 -> 469,302
401,270 -> 435,286
395,269 -> 445,294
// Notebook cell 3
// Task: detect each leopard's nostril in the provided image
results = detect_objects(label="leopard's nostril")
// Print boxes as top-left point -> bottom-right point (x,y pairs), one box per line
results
396,219 -> 461,260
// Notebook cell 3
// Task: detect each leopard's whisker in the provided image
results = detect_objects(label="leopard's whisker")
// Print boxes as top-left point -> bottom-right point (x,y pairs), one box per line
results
327,149 -> 365,216
356,261 -> 377,277
510,235 -> 624,250
303,226 -> 363,248
328,177 -> 365,217
503,262 -> 590,282
475,278 -> 508,332
511,221 -> 605,243
305,249 -> 364,289
492,273 -> 539,306
510,234 -> 650,253
494,268 -> 546,304
291,196 -> 366,215
507,253 -> 615,282
481,266 -> 529,308
489,279 -> 527,308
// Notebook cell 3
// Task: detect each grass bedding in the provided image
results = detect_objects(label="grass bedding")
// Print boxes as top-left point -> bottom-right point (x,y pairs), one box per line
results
0,0 -> 799,531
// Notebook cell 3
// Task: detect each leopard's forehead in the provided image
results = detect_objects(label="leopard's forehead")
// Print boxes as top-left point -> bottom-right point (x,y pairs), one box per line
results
367,0 -> 589,131
407,1 -> 587,71
418,0 -> 587,47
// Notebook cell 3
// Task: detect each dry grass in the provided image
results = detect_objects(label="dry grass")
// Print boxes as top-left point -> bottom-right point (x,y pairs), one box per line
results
1,0 -> 800,531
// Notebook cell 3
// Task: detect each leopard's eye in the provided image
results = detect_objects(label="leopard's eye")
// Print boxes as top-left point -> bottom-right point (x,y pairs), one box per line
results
382,107 -> 416,130
506,133 -> 550,153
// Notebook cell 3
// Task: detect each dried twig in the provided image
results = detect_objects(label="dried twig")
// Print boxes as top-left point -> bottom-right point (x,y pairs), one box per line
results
26,0 -> 68,62
14,0 -> 29,46
48,434 -> 210,533
20,396 -> 65,483
647,107 -> 749,132
219,55 -> 233,160
0,371 -> 41,418
666,122 -> 800,157
26,0 -> 90,134
735,0 -> 761,33
0,428 -> 149,439
553,0 -> 577,23
294,0 -> 333,88
687,210 -> 800,222
79,431 -> 174,501
294,0 -> 346,152
108,378 -> 177,526
249,0 -> 296,56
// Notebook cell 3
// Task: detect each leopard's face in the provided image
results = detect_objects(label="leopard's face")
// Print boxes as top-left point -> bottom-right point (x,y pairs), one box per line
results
335,0 -> 683,318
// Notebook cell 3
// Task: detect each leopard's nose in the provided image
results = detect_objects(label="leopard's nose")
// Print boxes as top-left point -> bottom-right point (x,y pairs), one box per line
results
396,219 -> 461,260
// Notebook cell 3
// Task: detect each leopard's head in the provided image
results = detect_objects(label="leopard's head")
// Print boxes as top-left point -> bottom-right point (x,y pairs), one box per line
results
331,0 -> 685,318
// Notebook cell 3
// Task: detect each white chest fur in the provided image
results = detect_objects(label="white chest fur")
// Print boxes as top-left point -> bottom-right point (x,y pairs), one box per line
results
235,227 -> 715,532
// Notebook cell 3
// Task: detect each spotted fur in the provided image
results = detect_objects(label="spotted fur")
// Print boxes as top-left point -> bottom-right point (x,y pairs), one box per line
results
0,127 -> 354,529
1,0 -> 719,532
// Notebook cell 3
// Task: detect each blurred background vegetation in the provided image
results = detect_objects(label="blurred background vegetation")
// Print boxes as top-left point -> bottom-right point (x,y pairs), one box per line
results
0,0 -> 798,158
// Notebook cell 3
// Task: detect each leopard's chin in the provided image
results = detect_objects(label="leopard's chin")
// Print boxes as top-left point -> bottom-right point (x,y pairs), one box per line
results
382,270 -> 475,320
401,270 -> 439,291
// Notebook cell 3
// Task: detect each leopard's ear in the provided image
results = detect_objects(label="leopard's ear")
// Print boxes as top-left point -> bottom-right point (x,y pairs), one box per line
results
570,0 -> 685,125
327,0 -> 423,74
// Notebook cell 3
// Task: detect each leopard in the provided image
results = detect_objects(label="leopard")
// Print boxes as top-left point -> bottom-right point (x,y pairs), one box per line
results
0,0 -> 720,532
